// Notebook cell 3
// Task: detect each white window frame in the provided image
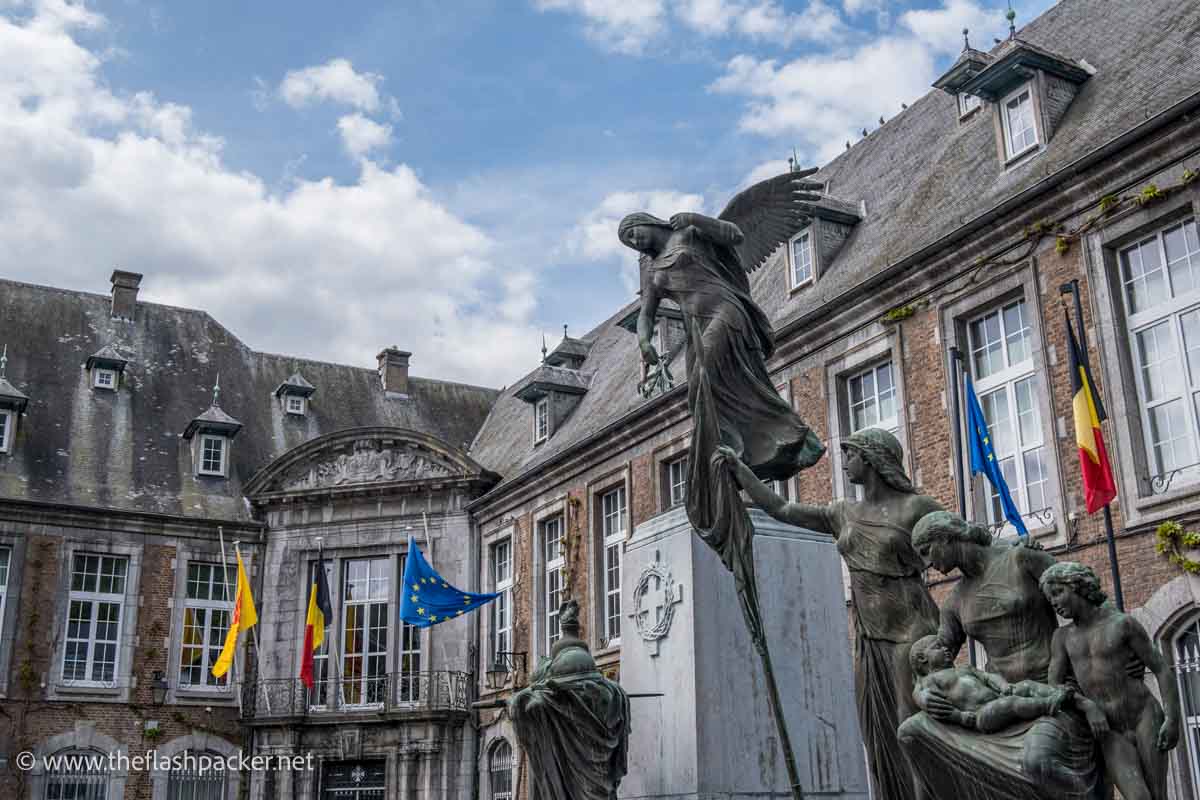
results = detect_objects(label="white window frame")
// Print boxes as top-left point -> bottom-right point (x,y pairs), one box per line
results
967,298 -> 1052,534
1120,217 -> 1200,489
843,361 -> 900,500
197,434 -> 227,477
958,92 -> 981,118
178,562 -> 234,691
666,454 -> 688,509
397,616 -> 421,704
0,409 -> 12,454
490,538 -> 513,664
542,516 -> 564,651
284,395 -> 306,415
600,486 -> 626,646
62,554 -> 128,687
92,368 -> 117,390
340,557 -> 390,708
1000,84 -> 1039,161
788,227 -> 814,291
534,397 -> 550,444
0,548 -> 9,648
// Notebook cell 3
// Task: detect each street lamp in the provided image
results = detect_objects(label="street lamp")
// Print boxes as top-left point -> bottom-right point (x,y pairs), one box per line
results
151,670 -> 168,706
485,652 -> 527,691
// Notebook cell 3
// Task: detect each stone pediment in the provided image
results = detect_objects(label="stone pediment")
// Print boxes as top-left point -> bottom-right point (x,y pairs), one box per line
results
281,442 -> 454,491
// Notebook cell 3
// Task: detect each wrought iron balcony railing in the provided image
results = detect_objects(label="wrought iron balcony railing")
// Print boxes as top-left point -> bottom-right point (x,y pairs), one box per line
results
240,670 -> 470,720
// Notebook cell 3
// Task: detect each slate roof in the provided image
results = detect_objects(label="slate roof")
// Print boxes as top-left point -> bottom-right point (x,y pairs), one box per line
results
0,279 -> 499,520
469,0 -> 1200,492
749,0 -> 1200,329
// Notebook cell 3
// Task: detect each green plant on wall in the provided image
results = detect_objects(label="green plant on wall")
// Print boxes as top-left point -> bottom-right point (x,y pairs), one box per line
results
1156,520 -> 1200,574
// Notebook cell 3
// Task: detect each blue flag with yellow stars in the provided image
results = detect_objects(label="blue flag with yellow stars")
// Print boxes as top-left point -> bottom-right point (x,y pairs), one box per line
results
965,375 -> 1029,536
400,536 -> 498,627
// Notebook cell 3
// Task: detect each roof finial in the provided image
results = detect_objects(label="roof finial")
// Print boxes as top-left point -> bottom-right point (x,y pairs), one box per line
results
1006,1 -> 1017,39
963,27 -> 971,51
787,146 -> 802,172
212,372 -> 221,407
563,323 -> 569,340
541,334 -> 548,363
0,344 -> 6,378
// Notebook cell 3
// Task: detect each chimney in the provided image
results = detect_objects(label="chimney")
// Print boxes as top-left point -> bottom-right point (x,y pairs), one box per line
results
377,347 -> 411,396
110,270 -> 143,321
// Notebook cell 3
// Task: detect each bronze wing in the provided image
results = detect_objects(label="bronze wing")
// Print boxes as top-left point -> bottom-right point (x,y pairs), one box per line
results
717,169 -> 823,273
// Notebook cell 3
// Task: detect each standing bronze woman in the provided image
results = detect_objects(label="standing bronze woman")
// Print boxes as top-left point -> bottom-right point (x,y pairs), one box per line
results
720,428 -> 940,800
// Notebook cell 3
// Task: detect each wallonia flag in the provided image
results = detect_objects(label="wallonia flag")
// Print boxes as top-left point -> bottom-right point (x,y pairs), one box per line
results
212,550 -> 257,678
1066,313 -> 1117,513
400,536 -> 497,628
300,553 -> 333,689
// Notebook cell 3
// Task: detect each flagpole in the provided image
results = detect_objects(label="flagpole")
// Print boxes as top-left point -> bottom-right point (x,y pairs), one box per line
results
235,540 -> 271,713
1061,280 -> 1125,611
315,536 -> 343,711
217,527 -> 243,715
946,347 -> 981,667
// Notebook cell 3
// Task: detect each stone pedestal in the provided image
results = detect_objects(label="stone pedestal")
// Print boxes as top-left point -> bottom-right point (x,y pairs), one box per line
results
619,506 -> 869,800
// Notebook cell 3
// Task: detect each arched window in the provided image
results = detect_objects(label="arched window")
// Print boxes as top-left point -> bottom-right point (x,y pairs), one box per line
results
45,748 -> 110,800
166,749 -> 226,800
489,739 -> 514,800
1172,617 -> 1200,794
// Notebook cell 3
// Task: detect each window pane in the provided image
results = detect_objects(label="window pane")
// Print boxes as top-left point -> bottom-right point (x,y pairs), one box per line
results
1165,221 -> 1200,297
1149,400 -> 1194,474
1123,237 -> 1168,313
1003,301 -> 1031,365
1182,310 -> 1200,387
1137,322 -> 1181,403
1023,447 -> 1049,512
970,312 -> 1004,379
981,389 -> 1015,457
1015,377 -> 1040,446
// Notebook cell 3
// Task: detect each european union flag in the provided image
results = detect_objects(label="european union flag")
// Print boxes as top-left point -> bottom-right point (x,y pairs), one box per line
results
400,536 -> 498,628
965,376 -> 1029,537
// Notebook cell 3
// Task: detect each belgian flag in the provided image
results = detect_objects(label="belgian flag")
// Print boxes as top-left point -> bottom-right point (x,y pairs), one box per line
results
1066,313 -> 1117,513
300,554 -> 332,689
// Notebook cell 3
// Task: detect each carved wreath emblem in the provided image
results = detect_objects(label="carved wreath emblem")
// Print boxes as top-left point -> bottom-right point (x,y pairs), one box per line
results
628,557 -> 684,656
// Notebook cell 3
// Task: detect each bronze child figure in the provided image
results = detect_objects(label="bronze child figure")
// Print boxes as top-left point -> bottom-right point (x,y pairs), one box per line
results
909,634 -> 1068,733
1041,562 -> 1181,800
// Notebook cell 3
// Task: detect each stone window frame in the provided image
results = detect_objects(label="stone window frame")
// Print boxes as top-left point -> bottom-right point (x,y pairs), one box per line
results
1084,189 -> 1200,528
938,261 -> 1066,545
488,536 -> 513,667
530,498 -> 566,661
479,724 -> 517,800
167,542 -> 244,705
480,522 -> 516,684
92,367 -> 117,391
0,409 -> 13,454
28,723 -> 128,800
0,530 -> 25,697
587,465 -> 630,653
48,540 -> 142,702
198,433 -> 228,477
652,435 -> 690,514
487,736 -> 515,800
823,326 -> 910,503
149,731 -> 240,800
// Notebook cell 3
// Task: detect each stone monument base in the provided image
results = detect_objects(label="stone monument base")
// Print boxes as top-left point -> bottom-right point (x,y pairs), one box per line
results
619,506 -> 869,800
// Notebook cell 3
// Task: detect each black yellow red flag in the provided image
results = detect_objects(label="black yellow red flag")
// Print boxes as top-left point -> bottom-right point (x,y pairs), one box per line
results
1066,312 -> 1117,513
300,553 -> 332,688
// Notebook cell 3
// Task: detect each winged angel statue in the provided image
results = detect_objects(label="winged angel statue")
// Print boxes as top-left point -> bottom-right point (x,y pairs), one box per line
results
618,171 -> 827,800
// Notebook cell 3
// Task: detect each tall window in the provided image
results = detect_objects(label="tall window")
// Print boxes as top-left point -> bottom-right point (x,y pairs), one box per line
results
600,487 -> 626,645
0,410 -> 12,453
490,539 -> 512,662
666,455 -> 688,508
0,548 -> 9,644
341,557 -> 389,707
166,750 -> 226,800
397,620 -> 421,703
489,740 -> 514,800
1121,218 -> 1200,488
968,299 -> 1051,529
179,563 -> 234,689
307,559 -> 334,708
844,361 -> 899,500
789,229 -> 813,289
45,749 -> 109,800
1002,87 -> 1038,159
63,555 -> 127,686
542,516 -> 564,650
198,435 -> 226,476
534,397 -> 550,443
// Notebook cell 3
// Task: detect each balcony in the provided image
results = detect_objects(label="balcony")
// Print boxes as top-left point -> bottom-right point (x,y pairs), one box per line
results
240,670 -> 471,723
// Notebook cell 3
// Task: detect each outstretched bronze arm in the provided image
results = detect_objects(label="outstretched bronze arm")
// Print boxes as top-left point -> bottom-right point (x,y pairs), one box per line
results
671,212 -> 744,246
715,446 -> 834,535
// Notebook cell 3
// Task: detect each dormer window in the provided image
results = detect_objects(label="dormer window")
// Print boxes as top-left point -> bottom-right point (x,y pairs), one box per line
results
285,395 -> 306,415
274,372 -> 315,417
789,228 -> 813,291
0,410 -> 12,454
1001,86 -> 1038,160
199,434 -> 228,476
958,92 -> 981,117
534,397 -> 550,444
93,368 -> 117,390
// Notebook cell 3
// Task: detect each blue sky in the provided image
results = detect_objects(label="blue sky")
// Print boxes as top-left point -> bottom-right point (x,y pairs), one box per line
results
0,0 -> 1055,386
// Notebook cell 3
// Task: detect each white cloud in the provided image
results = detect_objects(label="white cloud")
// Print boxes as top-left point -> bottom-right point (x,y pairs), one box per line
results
0,3 -> 540,386
337,113 -> 392,157
902,0 -> 998,55
278,58 -> 383,112
533,0 -> 667,54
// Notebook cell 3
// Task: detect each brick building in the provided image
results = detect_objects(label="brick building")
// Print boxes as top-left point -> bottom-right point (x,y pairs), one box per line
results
466,1 -> 1200,798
